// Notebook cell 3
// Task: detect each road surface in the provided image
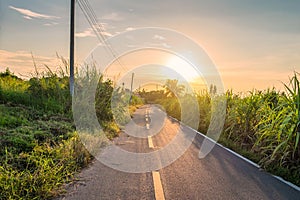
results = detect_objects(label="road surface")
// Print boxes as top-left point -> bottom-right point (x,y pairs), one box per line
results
56,105 -> 300,200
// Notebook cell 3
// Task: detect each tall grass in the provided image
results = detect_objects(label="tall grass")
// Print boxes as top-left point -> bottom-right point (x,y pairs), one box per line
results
251,72 -> 300,184
0,62 -> 142,198
0,67 -> 91,199
0,134 -> 91,200
224,89 -> 263,150
218,73 -> 300,185
142,74 -> 300,186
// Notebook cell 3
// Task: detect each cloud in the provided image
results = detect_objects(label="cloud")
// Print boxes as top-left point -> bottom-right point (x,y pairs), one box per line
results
43,22 -> 59,26
143,42 -> 171,49
162,43 -> 171,48
76,29 -> 95,38
101,31 -> 113,37
9,6 -> 60,20
153,34 -> 165,40
98,22 -> 109,29
0,50 -> 60,78
76,28 -> 113,38
125,27 -> 135,31
101,12 -> 123,21
125,42 -> 171,49
23,16 -> 33,20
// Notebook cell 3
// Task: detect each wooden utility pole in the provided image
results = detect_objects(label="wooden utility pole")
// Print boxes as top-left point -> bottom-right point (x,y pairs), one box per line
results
70,0 -> 75,96
130,73 -> 134,103
130,73 -> 135,93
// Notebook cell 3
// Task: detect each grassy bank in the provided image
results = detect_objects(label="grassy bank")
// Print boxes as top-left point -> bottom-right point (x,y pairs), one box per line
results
0,67 -> 142,199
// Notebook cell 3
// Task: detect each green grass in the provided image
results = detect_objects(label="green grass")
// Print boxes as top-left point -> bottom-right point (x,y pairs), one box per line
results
0,134 -> 91,200
0,67 -> 143,199
0,98 -> 91,200
0,101 -> 91,199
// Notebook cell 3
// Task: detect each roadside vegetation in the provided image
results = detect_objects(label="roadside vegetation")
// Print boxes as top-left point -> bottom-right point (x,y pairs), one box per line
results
0,64 -> 143,199
140,72 -> 300,187
1,60 -> 299,198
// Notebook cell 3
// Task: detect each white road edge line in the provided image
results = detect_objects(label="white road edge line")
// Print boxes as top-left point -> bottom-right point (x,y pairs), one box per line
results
148,136 -> 154,148
169,116 -> 300,192
152,171 -> 166,200
271,175 -> 300,192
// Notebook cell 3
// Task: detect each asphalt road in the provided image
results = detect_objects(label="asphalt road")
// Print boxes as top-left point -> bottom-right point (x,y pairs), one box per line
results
57,105 -> 300,200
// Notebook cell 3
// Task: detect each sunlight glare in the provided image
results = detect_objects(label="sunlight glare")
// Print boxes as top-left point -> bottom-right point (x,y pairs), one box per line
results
164,56 -> 199,82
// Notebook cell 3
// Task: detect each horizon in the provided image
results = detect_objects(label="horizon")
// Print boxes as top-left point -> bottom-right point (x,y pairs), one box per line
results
1,66 -> 296,96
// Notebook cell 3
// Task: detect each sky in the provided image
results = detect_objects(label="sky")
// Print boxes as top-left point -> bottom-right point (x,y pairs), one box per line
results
0,0 -> 299,92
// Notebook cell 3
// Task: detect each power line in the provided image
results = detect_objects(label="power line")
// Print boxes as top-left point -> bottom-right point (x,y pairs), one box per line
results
78,0 -> 128,73
78,0 -> 106,42
77,0 -> 128,73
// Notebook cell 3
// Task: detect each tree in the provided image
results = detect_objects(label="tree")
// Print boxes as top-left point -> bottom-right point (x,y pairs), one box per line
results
164,79 -> 185,98
209,84 -> 217,95
0,68 -> 20,79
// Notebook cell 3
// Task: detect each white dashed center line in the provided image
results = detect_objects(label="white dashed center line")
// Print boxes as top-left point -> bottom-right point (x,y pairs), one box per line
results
146,107 -> 165,200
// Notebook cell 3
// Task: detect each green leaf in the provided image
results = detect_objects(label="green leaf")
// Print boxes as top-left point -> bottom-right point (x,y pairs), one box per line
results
271,140 -> 287,160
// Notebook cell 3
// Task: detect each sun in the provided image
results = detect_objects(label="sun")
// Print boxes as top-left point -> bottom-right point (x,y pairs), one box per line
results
164,55 -> 200,82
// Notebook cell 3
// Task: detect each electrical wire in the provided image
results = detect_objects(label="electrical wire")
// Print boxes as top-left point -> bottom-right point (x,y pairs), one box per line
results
77,0 -> 128,73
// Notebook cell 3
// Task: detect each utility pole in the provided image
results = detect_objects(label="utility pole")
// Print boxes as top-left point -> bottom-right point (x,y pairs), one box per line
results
130,73 -> 135,93
130,73 -> 134,103
70,0 -> 75,96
